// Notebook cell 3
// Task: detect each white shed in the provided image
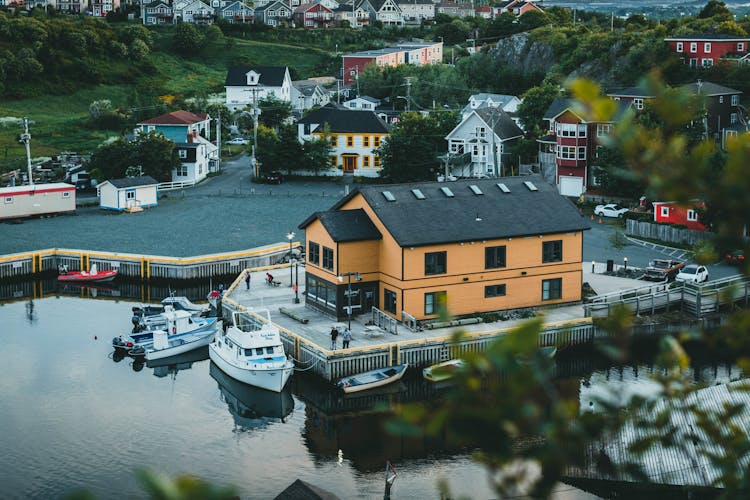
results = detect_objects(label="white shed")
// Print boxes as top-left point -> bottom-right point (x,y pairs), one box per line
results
98,176 -> 158,211
0,183 -> 76,220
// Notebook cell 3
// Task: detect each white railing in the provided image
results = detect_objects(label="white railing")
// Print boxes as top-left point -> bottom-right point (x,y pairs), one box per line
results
157,180 -> 197,191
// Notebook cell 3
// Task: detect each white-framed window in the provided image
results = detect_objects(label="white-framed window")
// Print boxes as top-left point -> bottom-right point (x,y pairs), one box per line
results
556,123 -> 585,137
731,113 -> 737,124
597,123 -> 612,137
557,146 -> 586,160
676,42 -> 683,52
690,42 -> 697,53
732,95 -> 739,106
738,42 -> 745,51
690,58 -> 698,67
4,196 -> 12,204
179,149 -> 187,159
704,42 -> 711,52
661,206 -> 669,218
63,191 -> 70,198
476,126 -> 486,139
720,96 -> 724,103
687,209 -> 698,222
126,189 -> 136,200
702,58 -> 713,67
633,98 -> 644,110
176,166 -> 188,176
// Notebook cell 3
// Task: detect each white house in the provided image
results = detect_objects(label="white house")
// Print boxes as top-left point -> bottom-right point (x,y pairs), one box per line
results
396,0 -> 434,23
175,132 -> 212,183
297,104 -> 390,178
462,93 -> 523,128
98,176 -> 159,212
292,80 -> 331,113
343,96 -> 381,110
445,107 -> 524,178
173,0 -> 214,23
371,0 -> 403,26
225,66 -> 293,111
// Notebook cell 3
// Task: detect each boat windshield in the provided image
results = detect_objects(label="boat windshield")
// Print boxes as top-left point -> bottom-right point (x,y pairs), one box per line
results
244,346 -> 278,356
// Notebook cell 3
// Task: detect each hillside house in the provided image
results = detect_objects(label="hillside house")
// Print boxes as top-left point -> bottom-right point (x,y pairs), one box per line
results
217,1 -> 253,23
142,0 -> 174,24
445,107 -> 523,178
652,201 -> 707,231
225,66 -> 293,111
371,0 -> 403,26
664,34 -> 750,67
436,1 -> 474,17
91,0 -> 119,17
293,3 -> 334,27
55,0 -> 86,14
298,176 -> 589,322
173,0 -> 214,24
343,96 -> 381,110
292,80 -> 331,112
333,0 -> 374,27
297,104 -> 389,177
253,0 -> 292,26
396,0 -> 434,23
341,41 -> 442,84
136,110 -> 218,184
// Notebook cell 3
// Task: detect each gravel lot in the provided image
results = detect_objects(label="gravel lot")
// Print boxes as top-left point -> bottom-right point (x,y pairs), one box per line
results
1,154 -> 348,256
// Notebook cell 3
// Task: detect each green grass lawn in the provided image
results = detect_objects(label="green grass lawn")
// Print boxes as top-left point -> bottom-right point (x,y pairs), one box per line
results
0,36 -> 330,172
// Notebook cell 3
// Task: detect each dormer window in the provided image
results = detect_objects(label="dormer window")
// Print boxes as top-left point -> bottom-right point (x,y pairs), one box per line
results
246,70 -> 260,86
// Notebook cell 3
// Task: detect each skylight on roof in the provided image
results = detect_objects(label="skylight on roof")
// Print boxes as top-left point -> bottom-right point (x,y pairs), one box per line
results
497,183 -> 510,193
411,189 -> 426,200
382,191 -> 396,201
440,187 -> 454,198
523,181 -> 538,191
469,185 -> 483,195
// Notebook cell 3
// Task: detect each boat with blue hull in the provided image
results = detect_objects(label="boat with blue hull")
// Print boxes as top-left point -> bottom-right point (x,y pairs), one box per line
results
209,310 -> 294,393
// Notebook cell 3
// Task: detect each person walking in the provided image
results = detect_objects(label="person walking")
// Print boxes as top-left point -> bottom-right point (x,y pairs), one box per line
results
342,327 -> 351,349
330,326 -> 339,350
245,272 -> 251,290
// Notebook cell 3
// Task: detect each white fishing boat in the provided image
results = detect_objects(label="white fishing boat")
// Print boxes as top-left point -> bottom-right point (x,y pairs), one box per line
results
422,359 -> 464,383
336,364 -> 409,394
142,319 -> 220,361
209,310 -> 294,393
113,306 -> 218,353
131,295 -> 210,332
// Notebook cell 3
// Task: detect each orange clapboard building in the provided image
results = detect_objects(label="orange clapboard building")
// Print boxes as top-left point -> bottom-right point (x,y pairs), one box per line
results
298,175 -> 590,321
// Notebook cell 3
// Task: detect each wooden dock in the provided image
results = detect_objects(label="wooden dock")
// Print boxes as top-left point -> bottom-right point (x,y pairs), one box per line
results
0,241 -> 297,281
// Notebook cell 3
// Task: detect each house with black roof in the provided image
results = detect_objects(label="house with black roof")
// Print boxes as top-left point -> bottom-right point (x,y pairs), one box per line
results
225,65 -> 293,112
98,176 -> 159,211
299,175 -> 590,321
296,103 -> 390,177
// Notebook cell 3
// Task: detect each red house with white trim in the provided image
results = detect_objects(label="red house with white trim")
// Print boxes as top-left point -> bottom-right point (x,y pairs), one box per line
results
293,3 -> 334,29
652,201 -> 707,231
664,34 -> 750,68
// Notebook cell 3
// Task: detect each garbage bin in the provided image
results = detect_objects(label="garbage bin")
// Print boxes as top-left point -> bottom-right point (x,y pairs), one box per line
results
606,259 -> 614,272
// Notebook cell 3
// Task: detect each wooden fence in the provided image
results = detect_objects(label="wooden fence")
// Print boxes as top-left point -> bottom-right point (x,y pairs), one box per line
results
626,219 -> 713,247
0,242 -> 297,281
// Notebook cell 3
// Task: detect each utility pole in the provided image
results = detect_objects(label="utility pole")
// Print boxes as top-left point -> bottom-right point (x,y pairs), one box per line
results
215,110 -> 221,173
404,77 -> 412,112
246,88 -> 262,178
20,118 -> 33,186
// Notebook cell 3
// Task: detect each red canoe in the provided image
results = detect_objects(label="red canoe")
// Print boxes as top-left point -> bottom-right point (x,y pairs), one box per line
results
58,264 -> 117,283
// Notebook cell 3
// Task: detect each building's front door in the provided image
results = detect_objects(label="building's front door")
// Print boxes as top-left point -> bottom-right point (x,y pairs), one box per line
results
343,156 -> 356,172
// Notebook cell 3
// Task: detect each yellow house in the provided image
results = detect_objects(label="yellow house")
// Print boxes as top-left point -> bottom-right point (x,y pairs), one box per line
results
299,175 -> 590,322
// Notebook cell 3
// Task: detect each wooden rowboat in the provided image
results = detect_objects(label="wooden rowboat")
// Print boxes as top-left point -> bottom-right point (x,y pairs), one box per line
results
336,364 -> 408,394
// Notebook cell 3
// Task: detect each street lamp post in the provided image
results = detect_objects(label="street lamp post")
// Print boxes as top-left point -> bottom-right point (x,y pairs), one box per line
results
338,272 -> 361,330
294,262 -> 300,303
286,231 -> 295,288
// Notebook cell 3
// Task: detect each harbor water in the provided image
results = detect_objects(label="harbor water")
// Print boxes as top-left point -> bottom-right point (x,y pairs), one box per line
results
0,294 -> 742,499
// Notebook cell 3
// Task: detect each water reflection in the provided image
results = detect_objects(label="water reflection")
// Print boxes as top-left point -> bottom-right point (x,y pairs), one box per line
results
210,362 -> 294,431
146,347 -> 210,379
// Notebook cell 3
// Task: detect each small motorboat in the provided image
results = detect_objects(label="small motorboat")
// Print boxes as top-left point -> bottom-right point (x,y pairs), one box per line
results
139,318 -> 220,361
57,263 -> 117,283
209,310 -> 295,393
131,295 -> 210,332
113,306 -> 218,353
337,364 -> 408,394
422,359 -> 464,383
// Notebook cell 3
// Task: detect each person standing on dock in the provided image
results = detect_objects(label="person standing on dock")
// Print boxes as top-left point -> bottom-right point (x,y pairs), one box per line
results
245,272 -> 251,290
342,327 -> 351,349
330,326 -> 339,350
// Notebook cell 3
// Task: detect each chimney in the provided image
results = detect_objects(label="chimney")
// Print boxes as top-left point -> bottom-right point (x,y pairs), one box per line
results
187,132 -> 193,143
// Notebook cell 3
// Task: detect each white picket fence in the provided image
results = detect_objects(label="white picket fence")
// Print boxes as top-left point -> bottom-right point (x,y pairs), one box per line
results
157,180 -> 197,191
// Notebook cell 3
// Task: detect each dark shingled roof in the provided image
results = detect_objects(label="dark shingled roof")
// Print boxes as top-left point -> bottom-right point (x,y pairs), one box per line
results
297,104 -> 389,134
607,86 -> 656,98
679,81 -> 741,96
225,66 -> 288,87
273,479 -> 340,500
474,107 -> 523,140
302,175 -> 589,247
543,98 -> 575,120
107,176 -> 159,189
300,208 -> 382,242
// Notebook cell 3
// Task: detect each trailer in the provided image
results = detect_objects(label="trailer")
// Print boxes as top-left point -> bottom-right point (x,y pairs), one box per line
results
0,183 -> 76,221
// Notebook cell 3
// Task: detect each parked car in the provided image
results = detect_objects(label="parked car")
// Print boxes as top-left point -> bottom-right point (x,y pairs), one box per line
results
225,137 -> 249,145
726,250 -> 745,265
263,170 -> 283,184
675,264 -> 709,284
644,259 -> 685,281
594,203 -> 630,218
